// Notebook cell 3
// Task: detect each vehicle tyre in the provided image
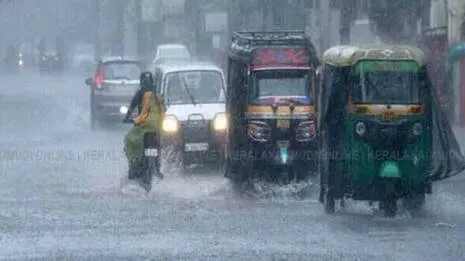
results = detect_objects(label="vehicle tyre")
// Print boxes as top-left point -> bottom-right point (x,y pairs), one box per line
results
383,180 -> 397,217
141,160 -> 154,192
383,199 -> 397,217
402,193 -> 425,211
324,191 -> 336,214
90,95 -> 99,130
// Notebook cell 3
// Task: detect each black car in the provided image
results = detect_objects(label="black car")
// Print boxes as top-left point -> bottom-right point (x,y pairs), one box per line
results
39,51 -> 64,73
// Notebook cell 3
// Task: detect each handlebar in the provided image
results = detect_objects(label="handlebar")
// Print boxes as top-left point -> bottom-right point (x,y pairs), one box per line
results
122,118 -> 134,124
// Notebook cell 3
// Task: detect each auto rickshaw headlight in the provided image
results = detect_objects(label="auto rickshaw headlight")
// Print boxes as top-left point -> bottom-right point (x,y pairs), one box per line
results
248,121 -> 271,142
412,122 -> 422,136
162,115 -> 179,133
213,113 -> 227,131
355,121 -> 366,136
296,120 -> 317,142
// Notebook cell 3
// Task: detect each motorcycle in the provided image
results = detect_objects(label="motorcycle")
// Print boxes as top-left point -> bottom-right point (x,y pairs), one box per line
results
122,116 -> 163,192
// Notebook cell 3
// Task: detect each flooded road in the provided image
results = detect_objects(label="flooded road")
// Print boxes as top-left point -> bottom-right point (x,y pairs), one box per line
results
1,73 -> 465,260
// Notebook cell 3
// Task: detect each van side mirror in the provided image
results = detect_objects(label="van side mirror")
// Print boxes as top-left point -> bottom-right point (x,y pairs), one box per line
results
85,78 -> 93,86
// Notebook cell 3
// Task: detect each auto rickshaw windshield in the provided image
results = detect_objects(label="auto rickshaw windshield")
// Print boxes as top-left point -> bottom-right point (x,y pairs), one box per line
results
249,69 -> 313,104
351,60 -> 423,104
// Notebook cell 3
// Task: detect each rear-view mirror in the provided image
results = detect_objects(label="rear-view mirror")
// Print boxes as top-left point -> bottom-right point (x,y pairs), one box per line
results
85,78 -> 92,86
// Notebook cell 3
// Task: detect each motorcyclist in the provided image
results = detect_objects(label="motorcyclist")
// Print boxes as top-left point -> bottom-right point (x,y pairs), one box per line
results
123,72 -> 166,180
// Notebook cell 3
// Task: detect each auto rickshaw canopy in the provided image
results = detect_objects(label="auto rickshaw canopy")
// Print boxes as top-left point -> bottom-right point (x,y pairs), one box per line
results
322,45 -> 427,68
228,31 -> 320,68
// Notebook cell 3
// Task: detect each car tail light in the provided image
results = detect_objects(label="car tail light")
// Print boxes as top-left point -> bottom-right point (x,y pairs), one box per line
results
94,67 -> 104,90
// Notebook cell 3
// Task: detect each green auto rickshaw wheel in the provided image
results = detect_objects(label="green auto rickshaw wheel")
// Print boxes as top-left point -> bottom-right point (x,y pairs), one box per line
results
382,180 -> 398,217
402,193 -> 425,211
324,192 -> 336,214
383,199 -> 397,217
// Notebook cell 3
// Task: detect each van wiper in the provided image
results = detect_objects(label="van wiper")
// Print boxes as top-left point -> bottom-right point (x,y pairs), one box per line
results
180,75 -> 197,106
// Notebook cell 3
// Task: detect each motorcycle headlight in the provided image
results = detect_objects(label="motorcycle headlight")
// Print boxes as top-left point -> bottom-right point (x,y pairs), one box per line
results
248,121 -> 271,142
18,59 -> 23,66
119,106 -> 128,114
355,121 -> 366,136
213,113 -> 227,131
162,115 -> 179,133
412,122 -> 423,136
296,120 -> 317,142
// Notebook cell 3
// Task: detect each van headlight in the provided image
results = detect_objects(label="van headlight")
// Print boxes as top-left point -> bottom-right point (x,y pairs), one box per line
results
213,113 -> 227,131
162,115 -> 179,133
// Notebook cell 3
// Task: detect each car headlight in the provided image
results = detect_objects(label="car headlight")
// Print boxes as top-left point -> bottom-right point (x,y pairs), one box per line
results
412,122 -> 423,136
213,113 -> 227,131
248,121 -> 271,142
355,121 -> 366,136
162,115 -> 179,133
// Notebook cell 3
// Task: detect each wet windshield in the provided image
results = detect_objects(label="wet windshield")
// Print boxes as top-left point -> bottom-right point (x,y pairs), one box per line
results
103,62 -> 140,80
351,61 -> 422,104
250,70 -> 312,104
165,70 -> 225,105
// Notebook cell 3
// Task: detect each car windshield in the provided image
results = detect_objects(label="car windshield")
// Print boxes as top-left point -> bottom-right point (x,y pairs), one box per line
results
351,61 -> 422,104
103,62 -> 140,80
165,70 -> 225,105
250,69 -> 312,104
159,47 -> 190,58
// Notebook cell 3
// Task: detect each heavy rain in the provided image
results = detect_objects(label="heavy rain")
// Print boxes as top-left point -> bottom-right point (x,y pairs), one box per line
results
1,0 -> 465,260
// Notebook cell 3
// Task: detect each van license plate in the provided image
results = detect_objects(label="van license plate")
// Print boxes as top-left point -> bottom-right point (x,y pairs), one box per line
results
185,143 -> 209,152
144,148 -> 158,157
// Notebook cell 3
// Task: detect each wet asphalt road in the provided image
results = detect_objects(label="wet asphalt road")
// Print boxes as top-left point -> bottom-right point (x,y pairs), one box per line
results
1,73 -> 465,261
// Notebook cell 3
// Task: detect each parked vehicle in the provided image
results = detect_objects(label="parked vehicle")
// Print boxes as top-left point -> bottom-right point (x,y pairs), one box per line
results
85,56 -> 141,129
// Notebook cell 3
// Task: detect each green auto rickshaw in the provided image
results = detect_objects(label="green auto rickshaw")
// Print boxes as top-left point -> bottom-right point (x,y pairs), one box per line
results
317,45 -> 465,217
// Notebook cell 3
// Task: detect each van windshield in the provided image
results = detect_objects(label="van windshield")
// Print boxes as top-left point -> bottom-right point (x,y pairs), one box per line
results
351,61 -> 422,104
165,70 -> 225,105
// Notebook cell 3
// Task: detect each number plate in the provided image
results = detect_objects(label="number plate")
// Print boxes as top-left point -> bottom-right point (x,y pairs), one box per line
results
144,148 -> 158,157
184,143 -> 209,152
277,119 -> 290,129
277,140 -> 290,148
